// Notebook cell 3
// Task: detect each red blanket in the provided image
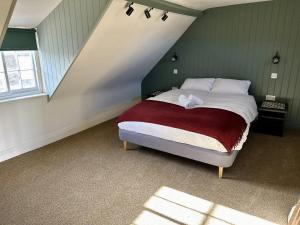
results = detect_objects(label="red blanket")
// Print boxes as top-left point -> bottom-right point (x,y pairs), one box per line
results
117,100 -> 247,152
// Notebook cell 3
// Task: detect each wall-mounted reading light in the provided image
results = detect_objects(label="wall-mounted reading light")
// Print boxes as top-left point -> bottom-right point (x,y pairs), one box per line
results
144,8 -> 153,19
126,2 -> 134,16
272,51 -> 280,64
162,12 -> 168,21
171,52 -> 178,62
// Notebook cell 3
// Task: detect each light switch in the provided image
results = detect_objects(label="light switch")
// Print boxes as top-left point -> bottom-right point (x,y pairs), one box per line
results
271,73 -> 278,79
173,69 -> 178,75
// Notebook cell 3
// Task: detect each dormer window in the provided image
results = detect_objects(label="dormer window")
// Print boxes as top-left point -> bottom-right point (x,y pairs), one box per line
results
0,50 -> 42,100
0,28 -> 43,101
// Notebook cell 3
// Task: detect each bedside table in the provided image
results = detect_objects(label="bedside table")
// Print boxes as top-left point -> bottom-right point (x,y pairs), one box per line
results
255,101 -> 288,137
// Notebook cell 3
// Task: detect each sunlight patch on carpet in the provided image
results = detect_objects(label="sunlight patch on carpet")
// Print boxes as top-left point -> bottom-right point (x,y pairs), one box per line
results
132,186 -> 279,225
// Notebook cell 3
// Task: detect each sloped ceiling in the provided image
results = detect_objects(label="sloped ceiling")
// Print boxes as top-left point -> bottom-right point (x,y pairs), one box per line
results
0,0 -> 16,44
9,0 -> 63,28
165,0 -> 271,10
54,0 -> 195,105
8,0 -> 272,28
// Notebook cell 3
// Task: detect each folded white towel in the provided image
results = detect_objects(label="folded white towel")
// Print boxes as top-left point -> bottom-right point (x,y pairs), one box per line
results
188,95 -> 204,105
178,95 -> 190,108
178,95 -> 204,109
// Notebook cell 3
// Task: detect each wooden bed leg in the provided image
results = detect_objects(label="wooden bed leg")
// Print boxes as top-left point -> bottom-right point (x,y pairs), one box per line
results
289,199 -> 300,225
218,167 -> 224,179
123,141 -> 128,151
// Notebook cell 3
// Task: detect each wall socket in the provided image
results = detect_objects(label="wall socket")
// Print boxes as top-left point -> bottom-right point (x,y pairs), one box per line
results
266,95 -> 276,101
173,69 -> 178,75
271,73 -> 278,79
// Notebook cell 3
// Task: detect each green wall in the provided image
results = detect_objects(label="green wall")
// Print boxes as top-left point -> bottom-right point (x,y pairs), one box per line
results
142,0 -> 300,126
38,0 -> 111,97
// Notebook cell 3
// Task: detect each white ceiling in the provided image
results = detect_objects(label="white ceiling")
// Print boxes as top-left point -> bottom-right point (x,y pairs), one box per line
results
166,0 -> 271,10
8,0 -> 271,28
9,0 -> 63,28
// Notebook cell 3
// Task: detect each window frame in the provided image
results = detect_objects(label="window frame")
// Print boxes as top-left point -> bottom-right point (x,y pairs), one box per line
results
0,51 -> 43,100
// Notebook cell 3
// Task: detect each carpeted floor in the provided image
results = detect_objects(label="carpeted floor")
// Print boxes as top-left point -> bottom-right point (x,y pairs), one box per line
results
0,119 -> 299,225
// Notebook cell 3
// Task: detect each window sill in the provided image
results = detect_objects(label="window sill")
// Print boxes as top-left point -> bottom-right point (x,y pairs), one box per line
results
0,93 -> 48,104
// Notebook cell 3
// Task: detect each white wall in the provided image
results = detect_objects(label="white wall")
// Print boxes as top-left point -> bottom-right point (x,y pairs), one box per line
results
0,94 -> 139,162
0,0 -> 195,162
55,0 -> 195,98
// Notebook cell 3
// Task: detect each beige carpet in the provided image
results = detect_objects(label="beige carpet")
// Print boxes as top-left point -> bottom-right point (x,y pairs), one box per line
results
0,120 -> 299,225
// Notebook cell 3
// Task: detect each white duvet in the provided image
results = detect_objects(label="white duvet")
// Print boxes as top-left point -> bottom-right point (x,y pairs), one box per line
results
118,89 -> 258,152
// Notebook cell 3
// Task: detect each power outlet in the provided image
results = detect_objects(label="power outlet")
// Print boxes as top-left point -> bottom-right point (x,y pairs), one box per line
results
173,69 -> 178,75
266,95 -> 276,101
271,73 -> 278,79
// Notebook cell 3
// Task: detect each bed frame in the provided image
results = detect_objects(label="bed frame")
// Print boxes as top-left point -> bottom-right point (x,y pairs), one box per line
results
119,129 -> 239,178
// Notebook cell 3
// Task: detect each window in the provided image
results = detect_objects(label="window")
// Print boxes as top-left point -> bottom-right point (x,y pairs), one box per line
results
0,51 -> 42,100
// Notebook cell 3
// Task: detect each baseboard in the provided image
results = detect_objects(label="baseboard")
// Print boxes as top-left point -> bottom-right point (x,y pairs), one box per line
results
0,98 -> 139,163
285,121 -> 300,130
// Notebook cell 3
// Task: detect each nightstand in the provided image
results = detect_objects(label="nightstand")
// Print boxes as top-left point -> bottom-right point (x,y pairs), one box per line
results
255,101 -> 288,137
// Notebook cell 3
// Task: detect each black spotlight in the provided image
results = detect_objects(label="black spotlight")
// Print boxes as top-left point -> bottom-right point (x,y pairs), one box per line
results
126,2 -> 134,16
144,8 -> 153,19
162,12 -> 168,21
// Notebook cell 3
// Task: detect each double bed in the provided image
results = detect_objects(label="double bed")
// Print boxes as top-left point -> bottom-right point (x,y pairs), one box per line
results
118,79 -> 258,178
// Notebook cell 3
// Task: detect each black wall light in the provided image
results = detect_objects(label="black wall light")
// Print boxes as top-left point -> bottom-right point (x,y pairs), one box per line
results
272,52 -> 280,64
126,2 -> 134,16
171,52 -> 178,62
162,12 -> 168,21
144,8 -> 153,19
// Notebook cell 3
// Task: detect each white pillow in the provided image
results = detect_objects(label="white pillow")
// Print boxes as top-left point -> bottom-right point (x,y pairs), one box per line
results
211,78 -> 251,95
181,78 -> 215,92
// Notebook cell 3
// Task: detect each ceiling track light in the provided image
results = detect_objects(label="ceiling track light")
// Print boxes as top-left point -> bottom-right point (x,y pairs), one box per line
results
144,7 -> 153,19
162,12 -> 168,21
126,2 -> 134,16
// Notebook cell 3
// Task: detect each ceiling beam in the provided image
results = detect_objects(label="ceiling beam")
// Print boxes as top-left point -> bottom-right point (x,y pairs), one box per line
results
129,0 -> 202,17
0,0 -> 17,46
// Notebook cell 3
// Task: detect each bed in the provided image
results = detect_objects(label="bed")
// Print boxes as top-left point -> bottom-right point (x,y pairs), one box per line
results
118,79 -> 258,178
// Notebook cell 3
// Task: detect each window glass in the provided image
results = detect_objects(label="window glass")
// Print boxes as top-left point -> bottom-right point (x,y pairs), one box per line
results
21,70 -> 36,88
0,57 -> 7,93
18,52 -> 34,70
0,51 -> 40,99
8,71 -> 22,90
0,56 -> 4,72
0,72 -> 8,93
4,52 -> 19,71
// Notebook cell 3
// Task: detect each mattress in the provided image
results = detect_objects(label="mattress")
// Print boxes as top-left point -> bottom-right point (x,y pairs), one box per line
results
118,89 -> 258,152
